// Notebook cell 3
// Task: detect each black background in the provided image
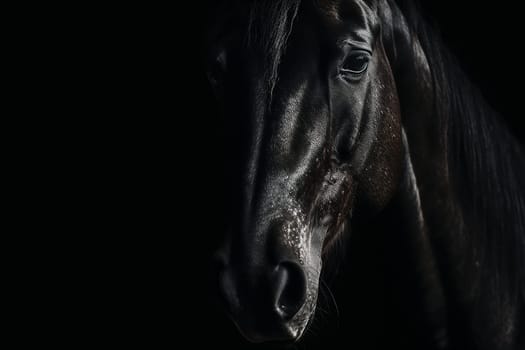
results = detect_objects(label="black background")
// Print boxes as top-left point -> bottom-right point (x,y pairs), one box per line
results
91,0 -> 524,348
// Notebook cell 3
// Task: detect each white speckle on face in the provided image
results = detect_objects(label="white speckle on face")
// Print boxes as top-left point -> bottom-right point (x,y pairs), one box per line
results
275,198 -> 322,336
283,205 -> 308,265
253,175 -> 324,338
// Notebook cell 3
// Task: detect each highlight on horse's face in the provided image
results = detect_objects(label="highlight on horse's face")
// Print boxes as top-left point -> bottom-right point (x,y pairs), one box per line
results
209,0 -> 402,343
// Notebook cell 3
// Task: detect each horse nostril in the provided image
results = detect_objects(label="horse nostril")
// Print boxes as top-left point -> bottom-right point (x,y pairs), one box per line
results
274,261 -> 307,320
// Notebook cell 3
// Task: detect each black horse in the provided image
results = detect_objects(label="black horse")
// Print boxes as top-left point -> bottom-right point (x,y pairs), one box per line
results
207,0 -> 525,348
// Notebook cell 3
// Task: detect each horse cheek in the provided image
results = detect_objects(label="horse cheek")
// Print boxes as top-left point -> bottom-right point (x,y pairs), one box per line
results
356,49 -> 403,217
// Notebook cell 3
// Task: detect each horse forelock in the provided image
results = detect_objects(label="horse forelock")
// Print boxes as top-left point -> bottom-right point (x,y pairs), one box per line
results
244,0 -> 302,106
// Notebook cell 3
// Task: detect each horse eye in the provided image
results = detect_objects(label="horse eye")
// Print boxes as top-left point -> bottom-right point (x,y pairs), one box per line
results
341,51 -> 370,75
208,50 -> 227,87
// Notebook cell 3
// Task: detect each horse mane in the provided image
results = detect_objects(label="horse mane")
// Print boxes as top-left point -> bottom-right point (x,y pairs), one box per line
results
245,0 -> 301,104
393,0 -> 525,310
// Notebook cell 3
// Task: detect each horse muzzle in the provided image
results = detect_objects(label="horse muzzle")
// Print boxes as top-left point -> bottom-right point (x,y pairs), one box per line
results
214,216 -> 321,343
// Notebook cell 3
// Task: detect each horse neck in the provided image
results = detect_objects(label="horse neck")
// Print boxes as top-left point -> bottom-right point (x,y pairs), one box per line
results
383,1 -> 525,348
